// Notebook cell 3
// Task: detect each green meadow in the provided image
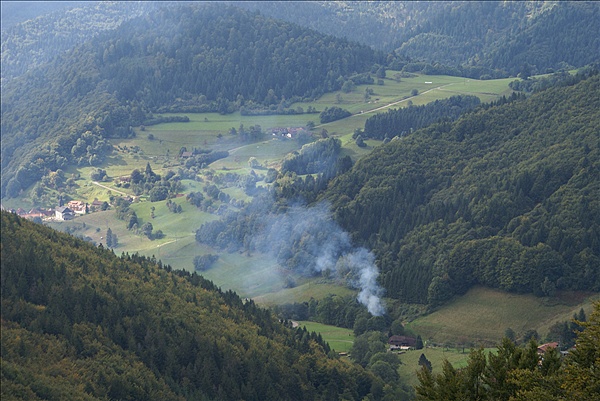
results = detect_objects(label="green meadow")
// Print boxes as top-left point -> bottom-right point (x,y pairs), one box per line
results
254,280 -> 356,307
296,321 -> 355,353
406,286 -> 600,345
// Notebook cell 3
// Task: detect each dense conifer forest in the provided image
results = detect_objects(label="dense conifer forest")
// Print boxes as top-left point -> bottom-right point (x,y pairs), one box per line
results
240,1 -> 600,77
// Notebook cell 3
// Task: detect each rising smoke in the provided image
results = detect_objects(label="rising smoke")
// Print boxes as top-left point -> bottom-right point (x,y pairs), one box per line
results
255,202 -> 386,316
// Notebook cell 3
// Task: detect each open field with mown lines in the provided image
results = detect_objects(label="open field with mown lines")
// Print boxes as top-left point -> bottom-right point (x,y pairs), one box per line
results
296,321 -> 355,354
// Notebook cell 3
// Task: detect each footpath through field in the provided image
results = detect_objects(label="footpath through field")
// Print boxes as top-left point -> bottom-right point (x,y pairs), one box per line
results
314,83 -> 457,129
92,181 -> 129,197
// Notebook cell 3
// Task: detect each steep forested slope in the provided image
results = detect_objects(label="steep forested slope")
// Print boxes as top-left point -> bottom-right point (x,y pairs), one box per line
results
392,1 -> 599,77
0,211 -> 396,400
0,3 -> 382,199
0,2 -> 158,82
322,75 -> 600,304
240,1 -> 599,78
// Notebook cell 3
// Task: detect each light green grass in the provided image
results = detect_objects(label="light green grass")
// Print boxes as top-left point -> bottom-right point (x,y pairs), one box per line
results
312,72 -> 513,135
211,138 -> 302,170
199,252 -> 288,298
407,286 -> 600,345
254,280 -> 356,306
296,321 -> 355,353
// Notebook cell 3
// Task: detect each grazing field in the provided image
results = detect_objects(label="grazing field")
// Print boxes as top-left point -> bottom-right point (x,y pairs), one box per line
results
253,280 -> 356,306
406,286 -> 599,345
296,321 -> 355,353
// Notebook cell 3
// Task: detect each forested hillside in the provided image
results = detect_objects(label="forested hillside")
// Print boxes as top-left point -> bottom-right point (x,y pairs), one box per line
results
0,211 -> 413,400
240,2 -> 599,78
395,1 -> 600,76
0,2 -> 158,82
322,74 -> 600,305
0,3 -> 382,199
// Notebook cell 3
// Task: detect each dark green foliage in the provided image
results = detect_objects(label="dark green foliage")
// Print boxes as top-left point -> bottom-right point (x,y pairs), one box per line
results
141,222 -> 153,238
149,186 -> 169,202
363,95 -> 481,140
265,168 -> 279,184
418,353 -> 432,372
142,115 -> 190,126
281,138 -> 342,176
1,211 -> 391,400
394,2 -> 600,77
165,199 -> 182,214
90,168 -> 107,181
322,76 -> 600,304
276,297 -> 392,342
193,254 -> 219,271
184,150 -> 230,169
319,106 -> 352,124
186,191 -> 205,207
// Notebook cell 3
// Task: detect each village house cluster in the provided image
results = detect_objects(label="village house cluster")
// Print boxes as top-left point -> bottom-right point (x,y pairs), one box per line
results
2,199 -> 106,221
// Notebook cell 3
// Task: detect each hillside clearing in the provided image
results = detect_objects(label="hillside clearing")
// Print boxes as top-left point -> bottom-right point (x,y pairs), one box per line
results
406,286 -> 599,345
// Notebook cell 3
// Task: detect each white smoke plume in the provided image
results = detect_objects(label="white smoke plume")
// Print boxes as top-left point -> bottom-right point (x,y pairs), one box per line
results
255,202 -> 386,316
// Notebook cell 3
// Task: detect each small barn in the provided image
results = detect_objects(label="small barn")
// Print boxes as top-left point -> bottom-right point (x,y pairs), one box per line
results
388,335 -> 417,351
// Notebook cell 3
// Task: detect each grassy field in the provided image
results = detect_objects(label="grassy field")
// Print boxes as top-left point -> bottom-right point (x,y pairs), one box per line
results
254,280 -> 356,306
296,321 -> 355,353
406,286 -> 600,345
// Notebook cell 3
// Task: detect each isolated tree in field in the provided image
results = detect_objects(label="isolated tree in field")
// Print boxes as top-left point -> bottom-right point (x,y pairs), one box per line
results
130,169 -> 143,184
418,353 -> 432,372
106,228 -> 113,248
141,222 -> 153,238
416,335 -> 424,350
127,212 -> 138,230
411,88 -> 419,96
355,135 -> 366,148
